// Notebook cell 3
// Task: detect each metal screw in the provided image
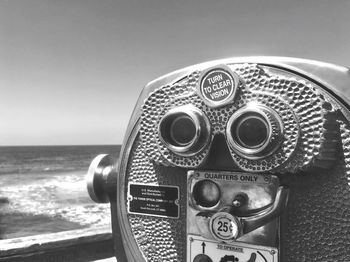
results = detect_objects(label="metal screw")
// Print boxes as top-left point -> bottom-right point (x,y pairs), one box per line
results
232,193 -> 247,208
232,199 -> 242,207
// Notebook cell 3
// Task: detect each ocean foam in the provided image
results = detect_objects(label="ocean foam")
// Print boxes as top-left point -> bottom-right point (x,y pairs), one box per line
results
0,171 -> 111,228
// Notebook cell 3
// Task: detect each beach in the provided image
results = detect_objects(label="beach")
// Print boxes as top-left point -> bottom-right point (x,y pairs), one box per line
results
0,145 -> 120,239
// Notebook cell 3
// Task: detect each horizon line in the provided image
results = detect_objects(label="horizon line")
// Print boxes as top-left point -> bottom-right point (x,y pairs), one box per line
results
0,144 -> 121,147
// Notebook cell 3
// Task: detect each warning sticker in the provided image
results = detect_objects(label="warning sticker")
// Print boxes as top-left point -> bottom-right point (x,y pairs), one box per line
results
187,235 -> 278,262
128,183 -> 179,219
198,65 -> 239,108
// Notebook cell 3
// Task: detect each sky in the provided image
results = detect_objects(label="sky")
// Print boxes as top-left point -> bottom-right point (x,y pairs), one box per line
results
0,0 -> 349,146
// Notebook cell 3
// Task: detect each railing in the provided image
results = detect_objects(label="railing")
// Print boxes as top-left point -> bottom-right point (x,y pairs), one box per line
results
0,226 -> 114,262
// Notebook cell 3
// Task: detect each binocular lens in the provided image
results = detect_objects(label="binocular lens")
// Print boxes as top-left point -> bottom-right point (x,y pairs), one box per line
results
192,180 -> 221,208
227,104 -> 283,159
233,114 -> 269,149
169,115 -> 197,146
158,105 -> 210,156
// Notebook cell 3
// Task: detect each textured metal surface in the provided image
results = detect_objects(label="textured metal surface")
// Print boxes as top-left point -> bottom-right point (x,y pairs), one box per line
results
119,61 -> 350,262
126,138 -> 187,262
187,171 -> 280,247
139,63 -> 337,173
279,156 -> 350,261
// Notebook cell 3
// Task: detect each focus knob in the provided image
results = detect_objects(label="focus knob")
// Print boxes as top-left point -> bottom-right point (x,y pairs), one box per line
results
86,154 -> 117,203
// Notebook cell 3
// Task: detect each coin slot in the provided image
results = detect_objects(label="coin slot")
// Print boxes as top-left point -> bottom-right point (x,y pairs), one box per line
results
192,180 -> 221,208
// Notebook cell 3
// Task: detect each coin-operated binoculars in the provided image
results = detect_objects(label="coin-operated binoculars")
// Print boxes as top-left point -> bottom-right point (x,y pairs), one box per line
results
87,57 -> 350,262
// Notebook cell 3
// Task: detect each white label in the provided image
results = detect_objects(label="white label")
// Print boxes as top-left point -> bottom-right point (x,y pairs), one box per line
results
187,235 -> 278,262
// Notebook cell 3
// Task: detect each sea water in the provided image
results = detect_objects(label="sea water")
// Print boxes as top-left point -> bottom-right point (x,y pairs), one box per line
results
0,145 -> 120,239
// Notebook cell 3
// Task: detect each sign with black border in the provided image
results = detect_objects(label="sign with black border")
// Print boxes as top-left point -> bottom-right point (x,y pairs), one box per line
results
127,183 -> 180,219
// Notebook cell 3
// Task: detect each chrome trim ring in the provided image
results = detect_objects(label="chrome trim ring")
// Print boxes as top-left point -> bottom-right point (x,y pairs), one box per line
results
226,103 -> 284,159
158,104 -> 211,156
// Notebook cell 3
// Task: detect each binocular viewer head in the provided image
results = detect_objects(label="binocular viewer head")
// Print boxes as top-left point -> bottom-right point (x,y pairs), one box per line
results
87,57 -> 350,262
157,101 -> 284,163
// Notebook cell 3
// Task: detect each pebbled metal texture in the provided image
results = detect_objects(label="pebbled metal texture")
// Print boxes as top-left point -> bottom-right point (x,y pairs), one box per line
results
126,137 -> 188,262
124,138 -> 350,262
139,64 -> 338,173
123,63 -> 349,261
279,155 -> 350,261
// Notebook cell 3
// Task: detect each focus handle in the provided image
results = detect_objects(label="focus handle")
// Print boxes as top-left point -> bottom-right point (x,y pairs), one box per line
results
242,186 -> 289,234
86,154 -> 118,203
207,186 -> 289,241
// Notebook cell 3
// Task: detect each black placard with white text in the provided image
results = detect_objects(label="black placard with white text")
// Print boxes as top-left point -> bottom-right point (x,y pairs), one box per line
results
128,184 -> 179,218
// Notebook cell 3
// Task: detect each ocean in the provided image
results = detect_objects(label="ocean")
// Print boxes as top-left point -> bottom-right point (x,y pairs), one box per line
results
0,145 -> 120,239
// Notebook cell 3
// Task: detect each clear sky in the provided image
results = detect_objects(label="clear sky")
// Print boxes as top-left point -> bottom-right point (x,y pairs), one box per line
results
0,0 -> 349,145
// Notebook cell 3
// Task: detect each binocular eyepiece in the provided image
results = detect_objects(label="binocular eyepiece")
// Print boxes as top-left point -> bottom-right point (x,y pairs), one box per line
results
226,103 -> 283,159
158,102 -> 283,160
158,105 -> 211,156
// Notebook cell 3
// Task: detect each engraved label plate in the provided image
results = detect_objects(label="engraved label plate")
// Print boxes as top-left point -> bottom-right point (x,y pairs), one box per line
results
128,183 -> 179,218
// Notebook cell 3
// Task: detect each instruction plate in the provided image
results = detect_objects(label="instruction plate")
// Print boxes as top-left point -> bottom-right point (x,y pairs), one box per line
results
187,235 -> 278,262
